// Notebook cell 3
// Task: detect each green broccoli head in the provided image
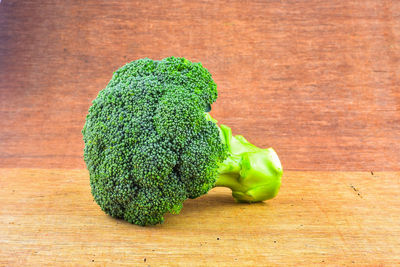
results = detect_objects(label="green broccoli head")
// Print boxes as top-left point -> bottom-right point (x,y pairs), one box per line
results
82,57 -> 227,225
83,57 -> 283,226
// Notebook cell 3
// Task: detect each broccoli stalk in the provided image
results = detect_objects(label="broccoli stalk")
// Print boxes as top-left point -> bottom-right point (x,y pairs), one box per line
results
215,124 -> 282,202
205,113 -> 282,202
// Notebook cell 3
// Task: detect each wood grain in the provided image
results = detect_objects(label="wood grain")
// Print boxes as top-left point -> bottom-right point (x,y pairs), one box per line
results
0,168 -> 399,266
0,0 -> 399,171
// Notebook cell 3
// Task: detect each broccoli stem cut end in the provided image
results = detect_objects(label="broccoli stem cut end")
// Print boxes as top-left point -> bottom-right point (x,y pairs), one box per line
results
214,124 -> 283,203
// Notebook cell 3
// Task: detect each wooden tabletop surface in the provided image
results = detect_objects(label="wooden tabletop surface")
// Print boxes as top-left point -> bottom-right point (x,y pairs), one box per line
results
1,169 -> 399,266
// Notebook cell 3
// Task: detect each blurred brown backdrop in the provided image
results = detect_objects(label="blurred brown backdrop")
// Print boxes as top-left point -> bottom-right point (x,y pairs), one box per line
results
0,0 -> 399,171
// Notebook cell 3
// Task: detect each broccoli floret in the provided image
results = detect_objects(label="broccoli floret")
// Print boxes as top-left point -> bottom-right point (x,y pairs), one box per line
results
82,57 -> 282,226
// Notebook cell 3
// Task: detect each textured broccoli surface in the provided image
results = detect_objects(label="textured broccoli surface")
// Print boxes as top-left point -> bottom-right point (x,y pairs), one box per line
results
83,57 -> 282,226
83,57 -> 227,225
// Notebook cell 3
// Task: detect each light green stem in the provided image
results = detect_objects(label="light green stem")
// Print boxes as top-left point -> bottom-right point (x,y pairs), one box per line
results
214,124 -> 283,203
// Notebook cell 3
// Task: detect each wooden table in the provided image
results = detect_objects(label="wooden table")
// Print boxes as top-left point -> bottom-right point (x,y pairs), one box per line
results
1,169 -> 399,266
1,0 -> 400,265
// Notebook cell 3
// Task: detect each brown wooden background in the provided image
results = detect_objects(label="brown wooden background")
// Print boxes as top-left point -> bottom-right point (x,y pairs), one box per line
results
1,0 -> 399,171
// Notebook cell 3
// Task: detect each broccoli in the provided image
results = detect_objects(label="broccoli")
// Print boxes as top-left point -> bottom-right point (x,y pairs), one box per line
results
82,57 -> 282,226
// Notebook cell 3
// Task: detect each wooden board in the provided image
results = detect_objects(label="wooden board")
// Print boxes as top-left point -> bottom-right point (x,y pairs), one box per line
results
1,168 -> 399,266
1,0 -> 400,171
